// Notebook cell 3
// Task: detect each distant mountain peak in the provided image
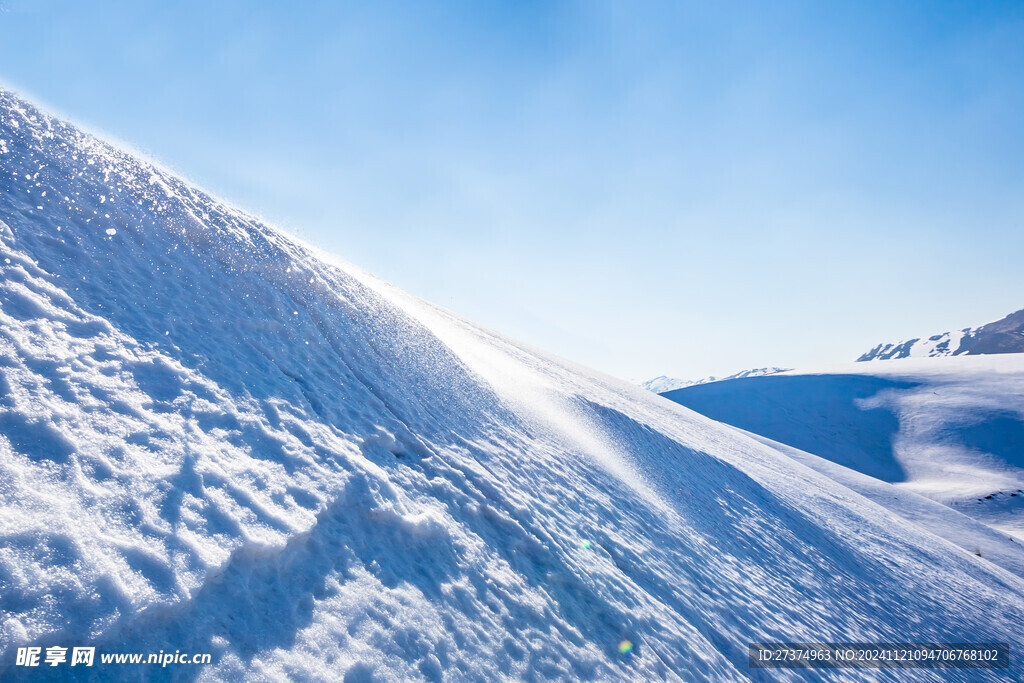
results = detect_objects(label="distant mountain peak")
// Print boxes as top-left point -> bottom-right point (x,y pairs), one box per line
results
641,367 -> 791,394
858,308 -> 1024,361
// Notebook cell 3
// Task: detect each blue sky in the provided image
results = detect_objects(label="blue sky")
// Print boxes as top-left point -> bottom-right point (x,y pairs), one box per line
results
1,1 -> 1023,380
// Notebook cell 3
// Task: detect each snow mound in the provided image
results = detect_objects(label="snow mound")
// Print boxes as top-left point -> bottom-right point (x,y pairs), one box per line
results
2,90 -> 1024,680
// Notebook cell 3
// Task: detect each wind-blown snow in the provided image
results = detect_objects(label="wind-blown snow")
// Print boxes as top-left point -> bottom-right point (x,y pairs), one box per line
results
2,90 -> 1024,681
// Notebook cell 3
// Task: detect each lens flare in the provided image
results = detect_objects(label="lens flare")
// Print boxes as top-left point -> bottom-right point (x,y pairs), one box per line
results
618,640 -> 633,654
579,540 -> 592,550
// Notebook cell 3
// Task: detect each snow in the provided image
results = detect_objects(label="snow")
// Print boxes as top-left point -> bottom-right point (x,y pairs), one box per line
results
739,429 -> 1024,578
2,89 -> 1024,680
662,355 -> 1024,543
639,375 -> 695,393
864,328 -> 976,361
856,308 -> 1024,361
640,367 -> 790,394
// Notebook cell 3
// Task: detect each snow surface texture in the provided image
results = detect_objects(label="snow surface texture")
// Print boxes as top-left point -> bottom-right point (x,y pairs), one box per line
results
640,368 -> 790,394
2,90 -> 1024,682
858,309 -> 1024,361
737,429 -> 1024,579
662,357 -> 1024,545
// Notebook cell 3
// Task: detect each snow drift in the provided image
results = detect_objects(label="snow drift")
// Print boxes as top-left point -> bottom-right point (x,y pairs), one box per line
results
1,90 -> 1023,681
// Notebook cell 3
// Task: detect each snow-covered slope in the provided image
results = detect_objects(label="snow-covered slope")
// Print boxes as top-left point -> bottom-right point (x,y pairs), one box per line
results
641,367 -> 789,394
662,356 -> 1024,543
858,309 -> 1024,361
2,90 -> 1024,681
738,429 -> 1024,579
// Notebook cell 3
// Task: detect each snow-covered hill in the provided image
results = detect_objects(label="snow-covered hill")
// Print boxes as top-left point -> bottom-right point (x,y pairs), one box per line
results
662,356 -> 1024,544
640,367 -> 789,393
2,90 -> 1024,680
858,308 -> 1024,361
